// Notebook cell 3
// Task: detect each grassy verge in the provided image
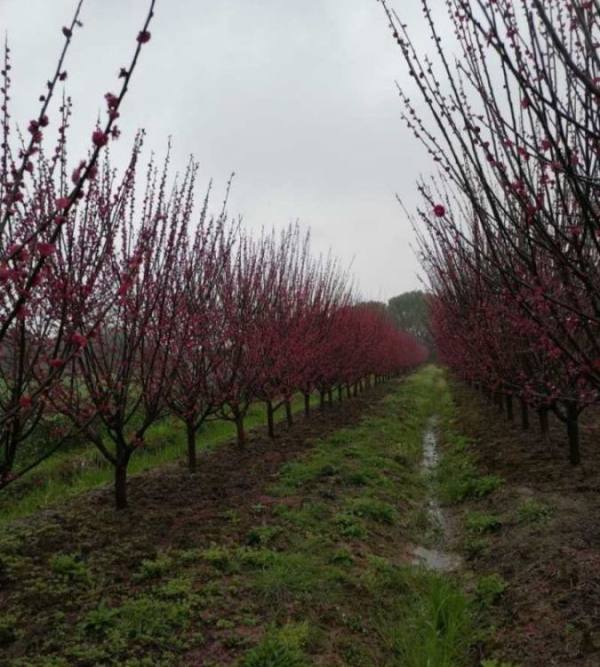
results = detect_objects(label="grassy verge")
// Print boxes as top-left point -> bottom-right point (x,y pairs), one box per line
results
0,393 -> 320,526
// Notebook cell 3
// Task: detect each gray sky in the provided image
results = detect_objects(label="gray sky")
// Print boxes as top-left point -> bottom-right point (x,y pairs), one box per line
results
1,0 -> 443,301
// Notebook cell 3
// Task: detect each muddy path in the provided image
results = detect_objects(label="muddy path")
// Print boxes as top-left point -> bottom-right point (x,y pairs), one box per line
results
450,381 -> 600,667
412,416 -> 462,573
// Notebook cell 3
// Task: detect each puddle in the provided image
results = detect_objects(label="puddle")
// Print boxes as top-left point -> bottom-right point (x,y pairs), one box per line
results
412,545 -> 462,572
411,416 -> 463,573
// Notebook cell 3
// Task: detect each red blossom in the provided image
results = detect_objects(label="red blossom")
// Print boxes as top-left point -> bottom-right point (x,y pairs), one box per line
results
105,92 -> 119,109
37,242 -> 56,257
71,333 -> 88,348
433,204 -> 446,217
92,130 -> 109,148
137,30 -> 151,44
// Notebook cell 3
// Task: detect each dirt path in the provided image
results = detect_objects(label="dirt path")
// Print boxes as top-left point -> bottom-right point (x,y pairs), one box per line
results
450,382 -> 600,666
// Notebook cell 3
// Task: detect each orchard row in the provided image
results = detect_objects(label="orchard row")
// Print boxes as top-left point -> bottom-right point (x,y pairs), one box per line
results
380,0 -> 600,463
0,3 -> 426,508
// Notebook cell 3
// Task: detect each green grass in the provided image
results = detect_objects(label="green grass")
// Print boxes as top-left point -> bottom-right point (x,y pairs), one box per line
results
2,367 -> 491,665
239,623 -> 311,667
465,512 -> 503,534
517,498 -> 553,524
429,377 -> 503,506
375,563 -> 473,667
0,393 -> 321,526
475,573 -> 508,608
232,366 -> 478,665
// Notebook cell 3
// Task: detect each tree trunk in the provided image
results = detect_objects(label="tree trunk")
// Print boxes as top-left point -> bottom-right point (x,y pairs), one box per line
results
538,407 -> 550,446
327,389 -> 333,406
266,401 -> 275,438
506,394 -> 514,421
304,393 -> 310,417
565,401 -> 581,465
319,390 -> 325,409
338,385 -> 343,402
235,414 -> 246,446
353,383 -> 358,397
285,399 -> 293,427
115,461 -> 128,510
520,399 -> 529,431
346,384 -> 351,398
186,421 -> 197,473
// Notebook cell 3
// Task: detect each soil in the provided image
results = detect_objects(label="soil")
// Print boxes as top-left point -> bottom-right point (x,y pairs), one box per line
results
0,384 -> 391,666
451,381 -> 600,667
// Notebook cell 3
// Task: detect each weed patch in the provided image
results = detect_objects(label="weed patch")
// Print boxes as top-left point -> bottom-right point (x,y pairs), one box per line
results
476,574 -> 508,608
239,623 -> 311,667
466,512 -> 502,534
517,498 -> 553,524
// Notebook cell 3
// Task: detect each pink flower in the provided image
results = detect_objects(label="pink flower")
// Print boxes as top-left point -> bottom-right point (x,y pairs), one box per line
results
137,30 -> 151,44
38,243 -> 56,257
19,396 -> 32,408
433,204 -> 446,218
56,197 -> 70,210
92,130 -> 109,148
49,358 -> 65,369
62,26 -> 72,38
105,92 -> 119,109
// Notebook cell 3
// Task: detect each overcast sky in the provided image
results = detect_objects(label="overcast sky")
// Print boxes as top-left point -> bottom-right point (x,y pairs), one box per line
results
1,0 -> 446,301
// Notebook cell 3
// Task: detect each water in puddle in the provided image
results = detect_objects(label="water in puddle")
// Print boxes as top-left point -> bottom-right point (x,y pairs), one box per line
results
412,545 -> 462,572
411,417 -> 463,573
